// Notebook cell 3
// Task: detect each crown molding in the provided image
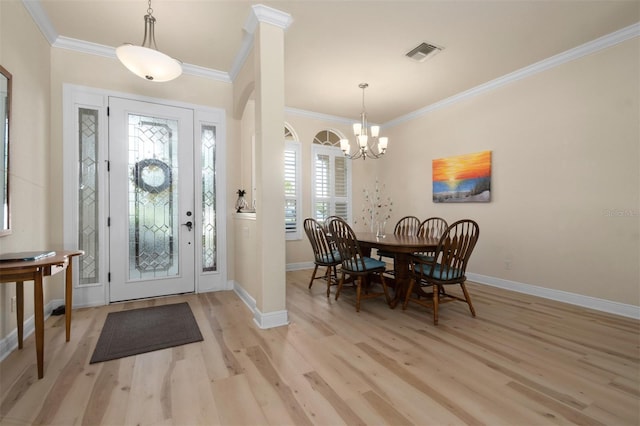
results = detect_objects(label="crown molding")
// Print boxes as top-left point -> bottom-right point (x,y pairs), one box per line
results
247,4 -> 294,33
229,4 -> 293,81
229,31 -> 254,82
53,36 -> 114,58
385,21 -> 640,129
182,64 -> 231,83
21,1 -> 639,124
21,0 -> 57,44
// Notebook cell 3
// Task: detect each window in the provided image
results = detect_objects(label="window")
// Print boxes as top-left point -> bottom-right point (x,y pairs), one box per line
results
78,108 -> 100,285
201,124 -> 217,271
284,126 -> 301,240
312,130 -> 351,223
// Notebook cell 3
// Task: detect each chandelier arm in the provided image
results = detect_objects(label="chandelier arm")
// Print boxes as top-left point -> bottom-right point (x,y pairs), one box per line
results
341,141 -> 363,159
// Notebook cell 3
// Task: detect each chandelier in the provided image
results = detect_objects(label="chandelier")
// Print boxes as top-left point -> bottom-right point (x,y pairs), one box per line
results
340,83 -> 388,160
116,0 -> 182,82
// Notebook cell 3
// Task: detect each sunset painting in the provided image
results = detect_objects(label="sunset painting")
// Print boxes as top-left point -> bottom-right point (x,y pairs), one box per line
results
433,150 -> 492,203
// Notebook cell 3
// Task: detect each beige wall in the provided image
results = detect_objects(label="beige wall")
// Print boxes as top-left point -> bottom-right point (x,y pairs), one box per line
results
379,38 -> 639,305
0,0 -> 53,337
233,215 -> 257,298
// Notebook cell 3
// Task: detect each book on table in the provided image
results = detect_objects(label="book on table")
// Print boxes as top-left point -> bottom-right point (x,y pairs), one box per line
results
0,251 -> 56,262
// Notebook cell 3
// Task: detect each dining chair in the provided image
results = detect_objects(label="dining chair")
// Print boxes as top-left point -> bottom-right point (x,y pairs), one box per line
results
403,219 -> 480,325
328,218 -> 392,312
379,215 -> 421,272
322,215 -> 343,233
303,218 -> 342,297
414,217 -> 448,263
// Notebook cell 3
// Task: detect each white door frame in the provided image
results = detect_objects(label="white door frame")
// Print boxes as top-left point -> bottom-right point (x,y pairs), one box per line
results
62,84 -> 228,308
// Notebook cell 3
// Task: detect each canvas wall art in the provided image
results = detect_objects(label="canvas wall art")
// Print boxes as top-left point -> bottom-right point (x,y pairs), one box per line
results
433,150 -> 492,203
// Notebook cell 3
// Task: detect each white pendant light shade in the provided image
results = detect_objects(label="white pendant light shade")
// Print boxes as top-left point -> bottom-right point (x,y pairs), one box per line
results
117,2 -> 182,82
116,44 -> 182,82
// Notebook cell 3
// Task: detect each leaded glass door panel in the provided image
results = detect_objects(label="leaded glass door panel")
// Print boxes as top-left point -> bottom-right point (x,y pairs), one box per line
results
108,98 -> 195,302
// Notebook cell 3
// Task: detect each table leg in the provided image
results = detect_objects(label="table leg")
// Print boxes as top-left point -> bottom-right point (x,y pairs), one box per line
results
390,253 -> 411,309
34,271 -> 45,379
65,257 -> 74,341
16,281 -> 24,349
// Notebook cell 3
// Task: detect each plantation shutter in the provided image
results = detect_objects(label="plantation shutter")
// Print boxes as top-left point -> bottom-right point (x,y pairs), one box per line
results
284,141 -> 301,239
312,144 -> 351,223
334,156 -> 348,219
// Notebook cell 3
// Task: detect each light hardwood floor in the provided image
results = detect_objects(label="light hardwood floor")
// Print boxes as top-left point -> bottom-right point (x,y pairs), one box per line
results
1,269 -> 639,425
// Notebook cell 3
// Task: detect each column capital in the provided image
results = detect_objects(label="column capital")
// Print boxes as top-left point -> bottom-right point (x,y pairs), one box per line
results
244,4 -> 293,35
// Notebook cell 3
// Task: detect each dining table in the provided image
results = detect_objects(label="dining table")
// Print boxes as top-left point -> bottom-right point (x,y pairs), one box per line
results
355,232 -> 439,308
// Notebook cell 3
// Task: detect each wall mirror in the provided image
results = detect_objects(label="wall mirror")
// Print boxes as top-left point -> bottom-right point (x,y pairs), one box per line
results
0,65 -> 11,236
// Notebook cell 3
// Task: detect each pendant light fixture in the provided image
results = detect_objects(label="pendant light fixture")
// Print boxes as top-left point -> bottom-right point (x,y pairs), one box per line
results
116,0 -> 182,82
340,83 -> 388,160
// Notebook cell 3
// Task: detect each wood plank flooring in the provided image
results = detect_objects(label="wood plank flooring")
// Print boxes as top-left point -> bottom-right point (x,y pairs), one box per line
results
1,269 -> 638,425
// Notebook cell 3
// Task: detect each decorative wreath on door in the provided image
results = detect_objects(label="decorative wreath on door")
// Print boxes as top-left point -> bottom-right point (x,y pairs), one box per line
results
134,158 -> 172,193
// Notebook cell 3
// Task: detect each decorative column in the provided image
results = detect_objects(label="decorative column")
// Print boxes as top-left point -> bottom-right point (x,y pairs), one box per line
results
249,5 -> 293,328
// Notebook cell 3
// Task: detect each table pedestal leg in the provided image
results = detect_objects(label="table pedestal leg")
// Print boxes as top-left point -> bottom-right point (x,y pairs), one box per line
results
390,253 -> 411,309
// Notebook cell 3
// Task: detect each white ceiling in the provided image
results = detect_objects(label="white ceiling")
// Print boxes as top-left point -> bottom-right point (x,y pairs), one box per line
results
37,0 -> 639,123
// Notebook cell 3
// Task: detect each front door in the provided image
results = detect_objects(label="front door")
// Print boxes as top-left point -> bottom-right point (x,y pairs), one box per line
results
108,97 -> 195,302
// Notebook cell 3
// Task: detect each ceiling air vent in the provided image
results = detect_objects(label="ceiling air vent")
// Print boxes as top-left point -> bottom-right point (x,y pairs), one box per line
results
405,42 -> 443,62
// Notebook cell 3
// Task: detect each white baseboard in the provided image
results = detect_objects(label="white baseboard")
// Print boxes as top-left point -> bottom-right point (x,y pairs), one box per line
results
232,281 -> 290,329
252,308 -> 289,329
286,261 -> 314,271
466,272 -> 640,320
232,281 -> 257,312
286,265 -> 639,319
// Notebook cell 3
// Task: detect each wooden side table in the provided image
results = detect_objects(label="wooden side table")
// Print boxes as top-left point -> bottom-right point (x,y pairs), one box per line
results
0,250 -> 83,379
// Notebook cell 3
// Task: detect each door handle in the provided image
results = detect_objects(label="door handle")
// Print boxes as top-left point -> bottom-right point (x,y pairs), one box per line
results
182,221 -> 193,231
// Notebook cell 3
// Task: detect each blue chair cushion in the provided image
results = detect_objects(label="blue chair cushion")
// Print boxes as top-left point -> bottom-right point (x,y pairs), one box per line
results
319,250 -> 341,263
415,263 -> 463,280
345,256 -> 386,272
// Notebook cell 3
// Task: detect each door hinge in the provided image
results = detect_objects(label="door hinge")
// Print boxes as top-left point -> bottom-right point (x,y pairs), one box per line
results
107,217 -> 110,227
107,106 -> 110,116
107,160 -> 110,172
108,272 -> 111,282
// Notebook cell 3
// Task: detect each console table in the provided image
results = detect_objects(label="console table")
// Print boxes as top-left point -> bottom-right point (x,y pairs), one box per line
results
0,250 -> 83,379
